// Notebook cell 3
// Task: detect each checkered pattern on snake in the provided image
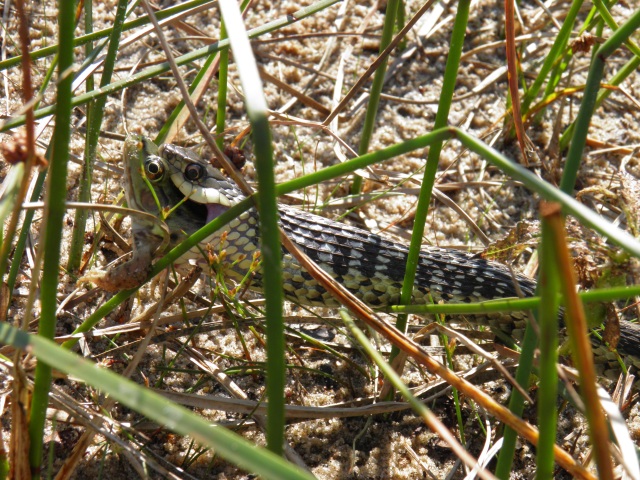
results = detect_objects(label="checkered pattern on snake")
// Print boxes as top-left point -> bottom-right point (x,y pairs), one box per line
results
133,137 -> 640,380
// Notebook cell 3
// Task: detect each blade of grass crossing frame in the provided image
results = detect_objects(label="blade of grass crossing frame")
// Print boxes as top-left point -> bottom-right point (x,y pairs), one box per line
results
559,9 -> 640,191
391,284 -> 640,316
215,18 -> 229,150
0,0 -> 214,72
535,204 -> 561,479
28,0 -> 75,473
351,0 -> 400,194
494,322 -> 538,477
391,0 -> 470,367
67,0 -> 129,272
84,0 -> 95,107
0,322 -> 316,480
520,0 -> 584,113
395,1 -> 407,50
0,0 -> 342,133
504,0 -> 529,162
217,0 -> 285,455
339,309 -> 497,480
543,203 -> 614,479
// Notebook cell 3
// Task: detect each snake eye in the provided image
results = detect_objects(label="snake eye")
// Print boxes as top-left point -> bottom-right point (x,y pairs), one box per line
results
144,157 -> 165,181
184,163 -> 205,181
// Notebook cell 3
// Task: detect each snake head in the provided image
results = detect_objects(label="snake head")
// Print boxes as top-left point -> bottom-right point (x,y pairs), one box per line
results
122,135 -> 211,249
83,135 -> 250,292
156,142 -> 247,236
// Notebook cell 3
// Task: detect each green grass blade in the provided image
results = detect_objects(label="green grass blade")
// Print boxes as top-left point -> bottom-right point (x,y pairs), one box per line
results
339,309 -> 495,480
68,0 -> 129,272
560,8 -> 640,193
535,206 -> 561,479
494,324 -> 538,478
392,283 -> 640,315
0,0 -> 341,133
351,0 -> 400,194
0,0 -> 214,72
216,18 -> 230,150
0,322 -> 316,480
520,0 -> 584,112
392,0 -> 471,364
218,0 -> 285,455
28,0 -> 75,472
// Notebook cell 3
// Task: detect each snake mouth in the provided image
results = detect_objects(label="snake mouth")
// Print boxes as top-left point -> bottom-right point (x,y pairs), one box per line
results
164,177 -> 229,231
157,179 -> 209,232
205,203 -> 230,223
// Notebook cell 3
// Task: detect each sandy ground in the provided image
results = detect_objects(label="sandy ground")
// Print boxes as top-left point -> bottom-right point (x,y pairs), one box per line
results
2,0 -> 640,478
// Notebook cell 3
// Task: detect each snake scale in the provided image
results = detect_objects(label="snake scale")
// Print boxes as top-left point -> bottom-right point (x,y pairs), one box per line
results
87,135 -> 640,381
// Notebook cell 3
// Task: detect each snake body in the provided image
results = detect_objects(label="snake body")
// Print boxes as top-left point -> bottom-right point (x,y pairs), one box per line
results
156,141 -> 537,308
97,135 -> 640,377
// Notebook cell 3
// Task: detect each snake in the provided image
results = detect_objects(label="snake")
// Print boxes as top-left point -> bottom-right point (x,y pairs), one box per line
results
87,134 -> 640,381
